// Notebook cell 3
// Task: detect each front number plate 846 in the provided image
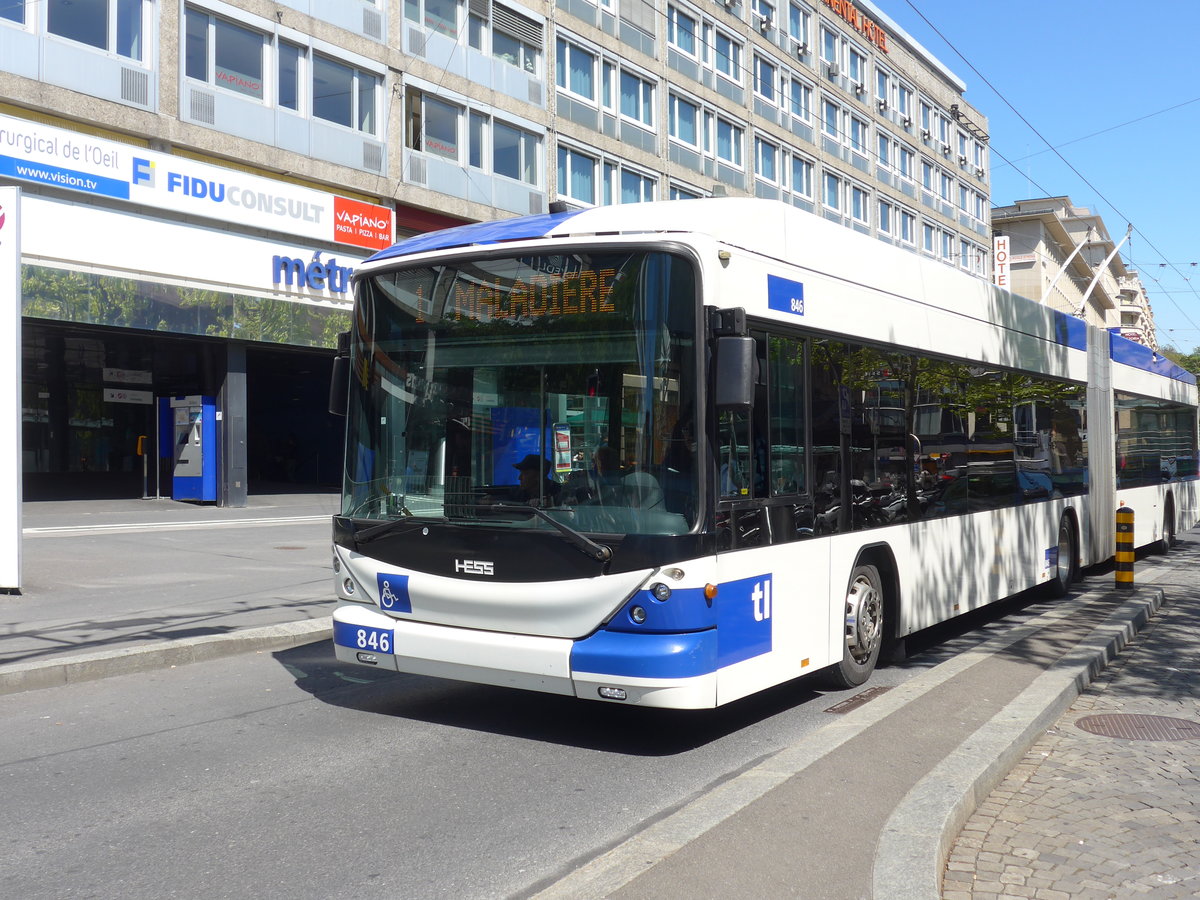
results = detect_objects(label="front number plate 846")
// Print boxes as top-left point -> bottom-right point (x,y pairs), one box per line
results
334,621 -> 393,655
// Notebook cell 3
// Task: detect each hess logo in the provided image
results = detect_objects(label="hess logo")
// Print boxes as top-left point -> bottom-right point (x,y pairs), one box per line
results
455,559 -> 495,576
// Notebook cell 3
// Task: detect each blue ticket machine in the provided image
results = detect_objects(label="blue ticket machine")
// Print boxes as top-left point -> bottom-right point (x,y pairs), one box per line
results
160,395 -> 218,502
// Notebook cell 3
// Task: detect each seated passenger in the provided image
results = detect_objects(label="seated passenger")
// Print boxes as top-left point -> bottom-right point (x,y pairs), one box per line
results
623,470 -> 664,510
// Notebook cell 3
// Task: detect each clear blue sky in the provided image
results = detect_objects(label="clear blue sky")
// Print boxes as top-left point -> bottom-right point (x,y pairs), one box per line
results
878,0 -> 1200,350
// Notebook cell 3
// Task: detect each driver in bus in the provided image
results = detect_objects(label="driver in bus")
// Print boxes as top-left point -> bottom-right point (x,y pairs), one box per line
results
513,455 -> 562,507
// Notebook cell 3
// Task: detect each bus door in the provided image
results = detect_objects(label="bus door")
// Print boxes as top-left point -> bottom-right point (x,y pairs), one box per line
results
711,329 -> 828,694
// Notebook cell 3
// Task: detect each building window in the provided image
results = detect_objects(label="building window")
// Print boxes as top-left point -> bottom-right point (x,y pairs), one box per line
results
877,199 -> 892,235
819,26 -> 838,67
788,2 -> 810,47
875,66 -> 890,106
922,222 -> 935,253
898,145 -> 914,181
405,0 -> 457,37
897,83 -> 914,122
787,77 -> 812,120
493,120 -> 539,184
407,89 -> 461,159
713,30 -> 742,82
755,136 -> 778,183
790,154 -> 813,199
558,145 -> 597,205
493,31 -> 539,75
1,0 -> 24,24
620,69 -> 655,128
847,46 -> 865,85
754,56 -> 776,103
716,117 -> 743,167
313,54 -> 378,134
877,132 -> 891,169
185,10 -> 265,100
669,93 -> 699,147
278,41 -> 304,111
50,0 -> 148,60
850,184 -> 868,225
670,183 -> 703,200
899,209 -> 915,245
620,168 -> 656,203
822,98 -> 839,139
556,38 -> 596,101
823,171 -> 841,212
667,6 -> 698,57
848,115 -> 868,154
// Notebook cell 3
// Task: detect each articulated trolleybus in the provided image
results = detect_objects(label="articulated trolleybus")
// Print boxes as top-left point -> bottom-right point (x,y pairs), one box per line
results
329,198 -> 1197,709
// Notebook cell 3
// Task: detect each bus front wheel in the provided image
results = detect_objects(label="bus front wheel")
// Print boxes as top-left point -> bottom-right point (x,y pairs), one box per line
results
826,563 -> 884,689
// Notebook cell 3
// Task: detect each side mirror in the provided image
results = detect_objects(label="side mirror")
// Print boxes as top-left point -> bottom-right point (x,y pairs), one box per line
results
714,335 -> 755,410
328,331 -> 350,416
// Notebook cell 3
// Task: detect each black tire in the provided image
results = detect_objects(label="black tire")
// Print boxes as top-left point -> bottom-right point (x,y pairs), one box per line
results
1157,500 -> 1176,555
824,563 -> 884,689
1042,515 -> 1078,598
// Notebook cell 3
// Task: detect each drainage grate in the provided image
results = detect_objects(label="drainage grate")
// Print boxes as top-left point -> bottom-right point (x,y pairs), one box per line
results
825,684 -> 892,714
1075,713 -> 1200,741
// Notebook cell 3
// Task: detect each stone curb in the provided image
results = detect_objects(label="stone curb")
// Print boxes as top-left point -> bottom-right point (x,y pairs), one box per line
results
871,587 -> 1163,900
0,618 -> 332,697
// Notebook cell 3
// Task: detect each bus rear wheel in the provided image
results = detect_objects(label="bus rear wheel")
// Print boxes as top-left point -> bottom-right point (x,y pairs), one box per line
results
1043,514 -> 1078,598
1157,500 -> 1176,554
826,563 -> 884,690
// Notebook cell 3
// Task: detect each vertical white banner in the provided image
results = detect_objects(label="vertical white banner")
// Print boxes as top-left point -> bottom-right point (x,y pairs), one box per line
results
0,186 -> 20,591
993,234 -> 1010,288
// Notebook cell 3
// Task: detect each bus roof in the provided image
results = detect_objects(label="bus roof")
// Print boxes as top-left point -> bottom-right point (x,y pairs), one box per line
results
365,198 -> 790,262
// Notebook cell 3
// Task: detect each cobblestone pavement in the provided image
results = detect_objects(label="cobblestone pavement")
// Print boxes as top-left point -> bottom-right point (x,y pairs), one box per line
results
942,548 -> 1200,900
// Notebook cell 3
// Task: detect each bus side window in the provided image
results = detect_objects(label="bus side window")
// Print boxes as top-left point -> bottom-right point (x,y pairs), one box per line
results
767,335 -> 806,497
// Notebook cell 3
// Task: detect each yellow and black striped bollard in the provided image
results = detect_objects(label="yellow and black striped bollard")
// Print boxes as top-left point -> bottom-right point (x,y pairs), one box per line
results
1115,504 -> 1134,589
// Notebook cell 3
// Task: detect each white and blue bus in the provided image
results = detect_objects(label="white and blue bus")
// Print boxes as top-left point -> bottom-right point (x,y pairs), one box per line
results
328,198 -> 1197,709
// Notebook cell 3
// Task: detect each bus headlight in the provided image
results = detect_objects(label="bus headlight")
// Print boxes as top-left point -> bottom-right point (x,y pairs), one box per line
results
650,582 -> 672,601
342,577 -> 356,596
630,605 -> 647,624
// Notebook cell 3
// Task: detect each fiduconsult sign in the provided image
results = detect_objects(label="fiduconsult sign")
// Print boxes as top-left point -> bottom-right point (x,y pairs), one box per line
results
0,112 -> 393,252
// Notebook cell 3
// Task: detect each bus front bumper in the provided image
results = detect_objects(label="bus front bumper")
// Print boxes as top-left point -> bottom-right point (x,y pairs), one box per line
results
332,603 -> 717,708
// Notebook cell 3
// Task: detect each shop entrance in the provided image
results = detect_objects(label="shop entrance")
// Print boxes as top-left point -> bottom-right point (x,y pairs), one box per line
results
245,345 -> 341,493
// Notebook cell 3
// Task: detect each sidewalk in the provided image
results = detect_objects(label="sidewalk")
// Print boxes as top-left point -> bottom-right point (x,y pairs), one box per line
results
3,496 -> 1198,899
942,556 -> 1200,899
1,492 -> 339,693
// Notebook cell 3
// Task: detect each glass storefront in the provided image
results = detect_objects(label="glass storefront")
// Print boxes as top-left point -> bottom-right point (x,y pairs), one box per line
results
20,265 -> 351,498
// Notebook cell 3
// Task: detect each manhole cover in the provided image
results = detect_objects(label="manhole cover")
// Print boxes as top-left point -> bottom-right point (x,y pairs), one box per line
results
1075,714 -> 1200,741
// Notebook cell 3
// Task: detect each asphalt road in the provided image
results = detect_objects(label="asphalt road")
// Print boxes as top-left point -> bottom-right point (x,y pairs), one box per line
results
0,582 -> 1081,900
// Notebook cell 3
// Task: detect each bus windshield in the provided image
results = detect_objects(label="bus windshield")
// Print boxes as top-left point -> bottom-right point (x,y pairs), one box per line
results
342,249 -> 700,536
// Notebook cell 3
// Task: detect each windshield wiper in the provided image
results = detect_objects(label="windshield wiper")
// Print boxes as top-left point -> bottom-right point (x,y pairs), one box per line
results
351,507 -> 416,544
492,503 -> 613,562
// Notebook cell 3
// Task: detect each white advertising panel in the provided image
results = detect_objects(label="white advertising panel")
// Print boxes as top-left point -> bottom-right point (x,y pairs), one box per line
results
0,112 -> 393,251
22,194 -> 364,305
0,186 -> 20,590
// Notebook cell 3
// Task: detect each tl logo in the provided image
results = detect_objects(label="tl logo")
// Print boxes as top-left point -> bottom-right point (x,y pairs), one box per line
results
752,578 -> 772,621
